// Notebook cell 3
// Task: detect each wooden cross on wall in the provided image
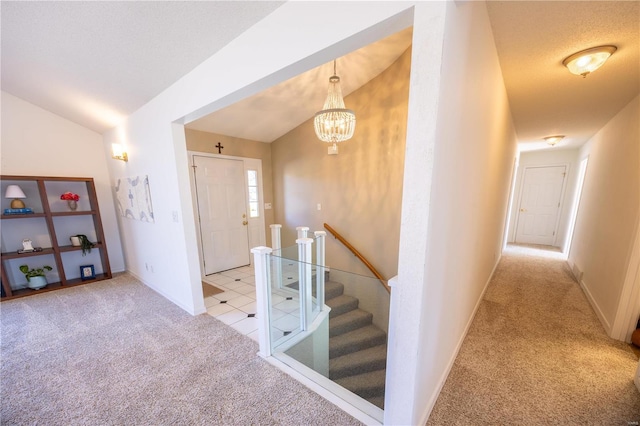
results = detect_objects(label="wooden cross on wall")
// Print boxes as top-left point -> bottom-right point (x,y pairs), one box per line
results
215,142 -> 224,154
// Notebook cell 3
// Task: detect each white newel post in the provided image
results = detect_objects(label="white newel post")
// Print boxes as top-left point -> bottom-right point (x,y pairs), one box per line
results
252,246 -> 273,358
270,224 -> 282,251
314,231 -> 326,311
296,226 -> 309,239
270,224 -> 283,289
297,237 -> 313,331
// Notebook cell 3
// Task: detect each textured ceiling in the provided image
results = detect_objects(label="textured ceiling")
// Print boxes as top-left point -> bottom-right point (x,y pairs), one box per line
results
486,1 -> 640,151
1,1 -> 638,152
185,28 -> 414,142
1,1 -> 284,133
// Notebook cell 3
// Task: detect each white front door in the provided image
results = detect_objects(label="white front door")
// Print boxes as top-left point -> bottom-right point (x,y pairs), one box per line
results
515,165 -> 566,246
194,156 -> 250,274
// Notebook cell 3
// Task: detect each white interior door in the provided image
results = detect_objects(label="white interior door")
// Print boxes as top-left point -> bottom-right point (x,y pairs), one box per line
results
194,156 -> 250,274
515,165 -> 566,246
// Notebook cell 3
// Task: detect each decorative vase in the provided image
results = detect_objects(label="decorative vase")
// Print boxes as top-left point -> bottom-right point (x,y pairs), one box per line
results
27,275 -> 47,290
67,200 -> 78,211
70,236 -> 81,247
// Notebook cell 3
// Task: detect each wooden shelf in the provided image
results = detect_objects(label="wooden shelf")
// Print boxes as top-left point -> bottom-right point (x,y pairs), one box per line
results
6,281 -> 64,299
58,243 -> 104,253
65,273 -> 110,287
1,213 -> 46,219
50,210 -> 97,217
1,175 -> 112,300
0,248 -> 55,259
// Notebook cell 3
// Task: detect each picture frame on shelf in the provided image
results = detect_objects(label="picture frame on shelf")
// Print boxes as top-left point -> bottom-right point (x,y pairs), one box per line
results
21,239 -> 34,252
80,264 -> 95,281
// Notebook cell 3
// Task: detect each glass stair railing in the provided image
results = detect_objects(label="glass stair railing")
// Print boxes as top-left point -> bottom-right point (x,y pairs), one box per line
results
252,226 -> 390,423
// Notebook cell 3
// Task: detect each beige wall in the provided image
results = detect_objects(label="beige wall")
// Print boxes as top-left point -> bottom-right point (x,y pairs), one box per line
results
185,128 -> 275,246
270,47 -> 412,280
569,95 -> 640,333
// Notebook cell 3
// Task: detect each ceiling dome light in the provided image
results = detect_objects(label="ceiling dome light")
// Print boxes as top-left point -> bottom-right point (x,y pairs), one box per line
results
563,45 -> 617,77
544,135 -> 565,146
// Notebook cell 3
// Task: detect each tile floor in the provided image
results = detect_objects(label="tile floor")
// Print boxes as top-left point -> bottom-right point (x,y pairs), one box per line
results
203,262 -> 305,343
202,265 -> 262,341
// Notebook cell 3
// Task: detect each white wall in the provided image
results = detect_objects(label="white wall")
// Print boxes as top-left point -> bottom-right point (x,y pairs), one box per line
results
569,95 -> 640,335
1,92 -> 125,273
397,2 -> 518,423
508,148 -> 581,252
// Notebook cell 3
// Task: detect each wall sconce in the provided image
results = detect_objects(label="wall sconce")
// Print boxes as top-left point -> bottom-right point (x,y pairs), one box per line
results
112,144 -> 128,162
5,185 -> 27,208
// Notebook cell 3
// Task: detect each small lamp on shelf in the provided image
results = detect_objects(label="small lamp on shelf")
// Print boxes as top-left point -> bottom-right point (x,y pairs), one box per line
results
5,185 -> 26,209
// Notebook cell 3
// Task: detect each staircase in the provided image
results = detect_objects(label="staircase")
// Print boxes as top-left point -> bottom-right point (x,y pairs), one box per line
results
267,225 -> 389,412
324,279 -> 387,409
286,273 -> 388,409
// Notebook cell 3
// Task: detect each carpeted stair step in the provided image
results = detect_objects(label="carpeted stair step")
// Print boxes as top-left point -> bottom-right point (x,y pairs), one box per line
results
286,280 -> 343,301
324,280 -> 344,300
329,309 -> 373,337
326,294 -> 359,318
329,344 -> 387,379
329,325 -> 386,358
335,369 -> 386,400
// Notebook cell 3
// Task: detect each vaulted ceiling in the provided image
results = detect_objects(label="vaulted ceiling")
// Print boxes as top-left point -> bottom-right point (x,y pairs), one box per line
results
1,1 -> 285,132
2,1 -> 638,151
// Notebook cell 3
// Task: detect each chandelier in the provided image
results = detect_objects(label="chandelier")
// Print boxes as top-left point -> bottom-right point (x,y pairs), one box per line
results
313,60 -> 356,154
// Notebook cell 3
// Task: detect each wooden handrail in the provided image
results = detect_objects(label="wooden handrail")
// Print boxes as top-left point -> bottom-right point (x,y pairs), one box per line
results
323,223 -> 391,293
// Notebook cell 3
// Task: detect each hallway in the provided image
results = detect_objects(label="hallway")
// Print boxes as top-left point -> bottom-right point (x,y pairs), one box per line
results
427,244 -> 640,424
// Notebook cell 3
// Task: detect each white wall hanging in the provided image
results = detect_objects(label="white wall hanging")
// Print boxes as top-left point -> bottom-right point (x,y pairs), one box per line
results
115,175 -> 154,223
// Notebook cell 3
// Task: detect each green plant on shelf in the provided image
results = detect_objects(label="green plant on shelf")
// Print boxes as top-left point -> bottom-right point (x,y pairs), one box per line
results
73,234 -> 95,256
19,264 -> 52,281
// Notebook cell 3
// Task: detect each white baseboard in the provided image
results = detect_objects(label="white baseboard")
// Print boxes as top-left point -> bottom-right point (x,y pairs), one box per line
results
579,279 -> 611,335
418,254 -> 502,426
127,270 -> 204,316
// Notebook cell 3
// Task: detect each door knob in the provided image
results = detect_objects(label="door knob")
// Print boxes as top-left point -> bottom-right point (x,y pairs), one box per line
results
242,220 -> 248,226
520,208 -> 526,212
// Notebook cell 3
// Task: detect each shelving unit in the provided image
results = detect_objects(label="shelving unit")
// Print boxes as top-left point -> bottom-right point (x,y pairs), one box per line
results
1,175 -> 112,300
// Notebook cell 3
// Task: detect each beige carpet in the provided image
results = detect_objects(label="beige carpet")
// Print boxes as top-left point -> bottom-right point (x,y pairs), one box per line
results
428,244 -> 640,424
1,273 -> 361,425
